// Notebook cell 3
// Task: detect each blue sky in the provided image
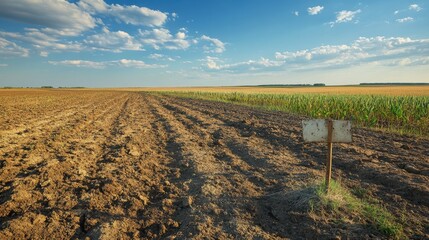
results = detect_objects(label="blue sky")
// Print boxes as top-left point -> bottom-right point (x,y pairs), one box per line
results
0,0 -> 428,87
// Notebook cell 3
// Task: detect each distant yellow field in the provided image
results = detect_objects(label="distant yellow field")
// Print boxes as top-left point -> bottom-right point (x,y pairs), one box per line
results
2,85 -> 428,96
132,85 -> 429,96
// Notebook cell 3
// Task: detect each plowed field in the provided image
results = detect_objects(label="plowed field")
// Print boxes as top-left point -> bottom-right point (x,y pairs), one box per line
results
0,90 -> 428,239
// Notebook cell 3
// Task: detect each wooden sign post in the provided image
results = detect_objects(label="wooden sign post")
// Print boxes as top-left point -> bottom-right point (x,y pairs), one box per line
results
302,119 -> 352,192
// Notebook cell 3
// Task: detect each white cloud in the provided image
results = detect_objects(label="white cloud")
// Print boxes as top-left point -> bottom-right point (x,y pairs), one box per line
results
77,0 -> 108,14
308,6 -> 324,15
0,37 -> 30,57
389,57 -> 429,66
396,17 -> 414,23
394,10 -> 399,15
139,28 -> 190,50
109,4 -> 167,27
85,28 -> 143,52
149,53 -> 164,59
49,59 -> 166,69
294,11 -> 299,16
0,0 -> 96,36
205,36 -> 429,73
201,35 -> 226,53
409,4 -> 422,12
149,53 -> 175,61
48,60 -> 105,69
117,59 -> 165,68
40,51 -> 49,57
204,56 -> 283,72
205,56 -> 221,70
0,0 -> 191,55
330,9 -> 361,26
0,63 -> 8,67
275,36 -> 429,69
0,29 -> 83,53
77,0 -> 168,27
176,32 -> 186,39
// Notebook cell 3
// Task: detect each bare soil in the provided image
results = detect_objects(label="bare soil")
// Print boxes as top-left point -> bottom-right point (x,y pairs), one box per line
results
0,90 -> 428,239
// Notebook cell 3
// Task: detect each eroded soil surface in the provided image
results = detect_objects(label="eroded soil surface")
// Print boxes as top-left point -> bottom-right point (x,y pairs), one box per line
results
0,90 -> 428,239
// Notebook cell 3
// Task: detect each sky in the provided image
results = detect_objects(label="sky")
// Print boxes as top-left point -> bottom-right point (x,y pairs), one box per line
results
0,0 -> 428,87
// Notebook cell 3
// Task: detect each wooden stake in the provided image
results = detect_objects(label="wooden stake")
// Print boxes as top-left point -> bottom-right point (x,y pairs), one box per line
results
325,119 -> 333,192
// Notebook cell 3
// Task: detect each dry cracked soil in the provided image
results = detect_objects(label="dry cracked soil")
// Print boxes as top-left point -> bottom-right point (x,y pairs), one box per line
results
0,90 -> 428,239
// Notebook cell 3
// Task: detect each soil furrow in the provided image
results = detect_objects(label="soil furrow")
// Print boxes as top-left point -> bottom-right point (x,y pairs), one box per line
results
158,97 -> 321,191
161,95 -> 429,237
0,93 -> 130,239
1,91 -> 428,239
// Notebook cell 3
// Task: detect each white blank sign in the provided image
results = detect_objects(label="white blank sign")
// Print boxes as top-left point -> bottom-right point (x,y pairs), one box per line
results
302,119 -> 352,143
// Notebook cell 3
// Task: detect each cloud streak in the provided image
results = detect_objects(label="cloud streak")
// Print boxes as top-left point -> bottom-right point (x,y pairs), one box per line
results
396,17 -> 414,23
0,37 -> 30,57
49,59 -> 166,69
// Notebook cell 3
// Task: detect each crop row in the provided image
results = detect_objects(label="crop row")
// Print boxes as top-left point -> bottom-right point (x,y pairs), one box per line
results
155,91 -> 429,137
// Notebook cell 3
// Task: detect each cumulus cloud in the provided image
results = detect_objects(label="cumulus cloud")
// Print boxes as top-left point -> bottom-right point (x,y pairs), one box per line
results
205,56 -> 221,70
109,4 -> 167,27
0,0 -> 224,57
294,11 -> 299,16
0,37 -> 30,57
330,9 -> 361,26
139,28 -> 190,50
396,17 -> 414,23
77,0 -> 168,27
308,6 -> 324,15
176,32 -> 186,39
0,29 -> 83,53
201,35 -> 226,53
275,36 -> 429,69
0,0 -> 170,54
85,27 -> 143,52
409,4 -> 422,12
49,59 -> 166,69
206,36 -> 429,73
77,0 -> 108,14
0,0 -> 96,36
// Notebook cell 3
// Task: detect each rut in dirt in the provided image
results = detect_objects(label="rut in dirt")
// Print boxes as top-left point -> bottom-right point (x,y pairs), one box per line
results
0,91 -> 428,239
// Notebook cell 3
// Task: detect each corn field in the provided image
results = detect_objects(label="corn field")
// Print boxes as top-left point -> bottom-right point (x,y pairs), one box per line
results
157,91 -> 429,137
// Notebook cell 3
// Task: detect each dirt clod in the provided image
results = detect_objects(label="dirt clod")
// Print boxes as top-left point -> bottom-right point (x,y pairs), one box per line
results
404,164 -> 420,174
